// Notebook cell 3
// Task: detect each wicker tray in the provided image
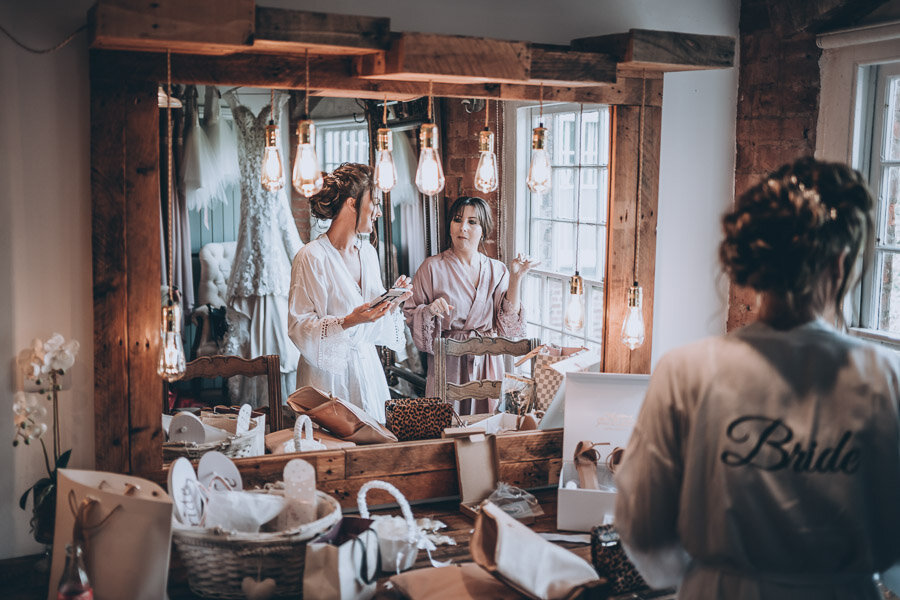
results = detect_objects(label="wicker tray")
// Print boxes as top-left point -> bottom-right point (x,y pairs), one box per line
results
173,490 -> 341,599
163,419 -> 258,461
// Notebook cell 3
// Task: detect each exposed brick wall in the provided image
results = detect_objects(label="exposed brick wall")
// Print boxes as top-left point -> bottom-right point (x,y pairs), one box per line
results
728,0 -> 822,330
440,98 -> 503,259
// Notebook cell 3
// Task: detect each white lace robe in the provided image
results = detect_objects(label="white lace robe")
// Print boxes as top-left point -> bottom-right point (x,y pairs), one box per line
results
288,235 -> 405,423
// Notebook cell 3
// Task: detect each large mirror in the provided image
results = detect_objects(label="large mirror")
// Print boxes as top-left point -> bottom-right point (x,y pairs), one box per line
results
90,39 -> 666,481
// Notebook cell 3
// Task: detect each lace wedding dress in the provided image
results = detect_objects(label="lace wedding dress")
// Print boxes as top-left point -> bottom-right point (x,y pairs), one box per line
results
222,90 -> 302,407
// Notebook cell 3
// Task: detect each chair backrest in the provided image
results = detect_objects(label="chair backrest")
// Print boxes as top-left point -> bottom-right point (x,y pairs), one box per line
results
433,336 -> 540,405
197,241 -> 237,307
182,354 -> 284,432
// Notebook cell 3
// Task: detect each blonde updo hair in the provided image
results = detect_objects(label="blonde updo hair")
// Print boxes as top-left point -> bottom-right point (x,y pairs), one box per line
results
309,163 -> 374,221
719,156 -> 874,320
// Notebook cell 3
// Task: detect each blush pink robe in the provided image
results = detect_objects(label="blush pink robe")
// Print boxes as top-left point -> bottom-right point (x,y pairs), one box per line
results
403,249 -> 526,414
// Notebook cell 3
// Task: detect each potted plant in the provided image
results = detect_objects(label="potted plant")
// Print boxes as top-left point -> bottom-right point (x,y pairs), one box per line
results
14,333 -> 79,545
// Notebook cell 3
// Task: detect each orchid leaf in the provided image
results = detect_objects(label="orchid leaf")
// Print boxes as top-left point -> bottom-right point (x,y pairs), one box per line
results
56,449 -> 72,470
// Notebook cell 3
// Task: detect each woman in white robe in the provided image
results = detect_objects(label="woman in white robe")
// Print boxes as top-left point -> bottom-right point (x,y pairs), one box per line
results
288,163 -> 411,423
614,158 -> 900,599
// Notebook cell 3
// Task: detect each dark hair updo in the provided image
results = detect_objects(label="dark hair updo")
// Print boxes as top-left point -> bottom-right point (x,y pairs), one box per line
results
719,156 -> 874,315
445,196 -> 494,250
309,163 -> 374,221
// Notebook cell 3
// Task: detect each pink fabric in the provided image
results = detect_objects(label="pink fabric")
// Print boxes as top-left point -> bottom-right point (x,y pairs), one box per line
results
403,249 -> 526,414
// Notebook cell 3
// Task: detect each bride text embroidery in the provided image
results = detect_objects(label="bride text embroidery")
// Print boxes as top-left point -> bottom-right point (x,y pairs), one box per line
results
720,415 -> 860,474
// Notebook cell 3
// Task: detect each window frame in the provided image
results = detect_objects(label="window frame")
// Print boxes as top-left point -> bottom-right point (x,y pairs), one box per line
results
511,102 -> 612,351
817,21 -> 900,349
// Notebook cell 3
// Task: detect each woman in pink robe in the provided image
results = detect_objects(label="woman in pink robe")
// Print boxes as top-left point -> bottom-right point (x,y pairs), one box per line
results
404,196 -> 538,413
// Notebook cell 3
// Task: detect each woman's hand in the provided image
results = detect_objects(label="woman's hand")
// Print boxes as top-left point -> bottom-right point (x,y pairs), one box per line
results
343,300 -> 392,328
389,275 -> 414,312
427,297 -> 455,317
509,254 -> 540,282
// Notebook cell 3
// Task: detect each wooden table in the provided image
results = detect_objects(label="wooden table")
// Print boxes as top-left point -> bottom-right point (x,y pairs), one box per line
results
2,488 -> 674,599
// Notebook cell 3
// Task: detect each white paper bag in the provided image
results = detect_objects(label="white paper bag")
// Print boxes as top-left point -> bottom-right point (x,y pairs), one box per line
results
48,469 -> 173,600
303,517 -> 379,600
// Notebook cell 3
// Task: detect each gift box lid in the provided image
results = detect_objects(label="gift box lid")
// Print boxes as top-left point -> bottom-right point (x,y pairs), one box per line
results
453,433 -> 500,518
562,372 -> 649,463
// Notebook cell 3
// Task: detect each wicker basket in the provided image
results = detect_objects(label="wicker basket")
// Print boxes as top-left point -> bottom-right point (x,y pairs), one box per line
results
172,490 -> 341,599
163,418 -> 258,461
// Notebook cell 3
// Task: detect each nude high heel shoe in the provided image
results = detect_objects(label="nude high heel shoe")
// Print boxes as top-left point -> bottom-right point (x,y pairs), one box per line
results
574,440 -> 609,490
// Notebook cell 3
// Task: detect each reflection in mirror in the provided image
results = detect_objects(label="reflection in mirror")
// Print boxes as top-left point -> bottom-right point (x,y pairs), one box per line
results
159,85 -> 542,460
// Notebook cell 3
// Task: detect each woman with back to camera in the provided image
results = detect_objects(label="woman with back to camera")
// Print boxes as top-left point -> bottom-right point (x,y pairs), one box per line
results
288,163 -> 411,423
614,157 -> 900,599
403,195 -> 538,413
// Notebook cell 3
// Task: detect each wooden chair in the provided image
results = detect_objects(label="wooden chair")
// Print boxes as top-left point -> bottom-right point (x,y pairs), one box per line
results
433,336 -> 540,407
180,354 -> 284,432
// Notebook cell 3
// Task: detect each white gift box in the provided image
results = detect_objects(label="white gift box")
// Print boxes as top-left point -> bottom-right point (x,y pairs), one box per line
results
557,371 -> 648,532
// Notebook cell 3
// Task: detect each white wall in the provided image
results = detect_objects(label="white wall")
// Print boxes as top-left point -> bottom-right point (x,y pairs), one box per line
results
0,0 -> 739,558
0,0 -> 97,559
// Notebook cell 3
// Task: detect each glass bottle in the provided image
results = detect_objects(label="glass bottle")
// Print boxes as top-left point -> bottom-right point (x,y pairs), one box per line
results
57,543 -> 93,600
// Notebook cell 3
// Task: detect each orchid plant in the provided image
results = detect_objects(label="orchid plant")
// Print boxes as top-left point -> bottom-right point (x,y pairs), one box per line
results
14,333 -> 79,544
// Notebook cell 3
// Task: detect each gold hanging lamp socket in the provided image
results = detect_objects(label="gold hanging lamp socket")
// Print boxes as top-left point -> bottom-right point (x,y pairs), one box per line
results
415,121 -> 445,196
621,282 -> 645,350
564,272 -> 585,332
474,128 -> 499,193
260,120 -> 285,192
526,125 -> 552,194
157,297 -> 186,381
292,119 -> 324,198
374,127 -> 397,192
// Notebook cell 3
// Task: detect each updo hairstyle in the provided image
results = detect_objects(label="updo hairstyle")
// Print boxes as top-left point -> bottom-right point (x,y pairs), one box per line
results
445,196 -> 494,249
309,163 -> 374,221
719,156 -> 874,317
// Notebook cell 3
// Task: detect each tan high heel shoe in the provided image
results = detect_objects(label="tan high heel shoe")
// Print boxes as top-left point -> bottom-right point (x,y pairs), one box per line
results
574,440 -> 609,489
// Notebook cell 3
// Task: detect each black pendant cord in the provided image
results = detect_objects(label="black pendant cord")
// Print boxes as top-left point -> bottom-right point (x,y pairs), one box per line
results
632,71 -> 647,287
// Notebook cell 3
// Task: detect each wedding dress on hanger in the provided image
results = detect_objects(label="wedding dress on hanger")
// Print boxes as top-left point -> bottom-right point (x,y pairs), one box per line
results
222,89 -> 302,408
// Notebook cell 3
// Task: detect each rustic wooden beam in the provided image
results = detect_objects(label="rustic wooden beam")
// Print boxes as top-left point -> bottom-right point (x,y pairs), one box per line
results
252,7 -> 390,55
572,29 -> 735,72
89,50 -> 662,105
88,0 -> 255,55
91,77 -> 131,473
125,81 -> 165,474
603,103 -> 660,375
528,45 -> 617,85
355,32 -> 530,84
765,0 -> 891,36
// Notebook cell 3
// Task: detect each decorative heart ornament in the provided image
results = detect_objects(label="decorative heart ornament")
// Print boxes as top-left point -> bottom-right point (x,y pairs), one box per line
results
241,576 -> 276,600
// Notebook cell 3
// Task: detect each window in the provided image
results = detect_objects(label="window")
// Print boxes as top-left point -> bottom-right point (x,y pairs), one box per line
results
857,63 -> 900,336
316,118 -> 370,173
514,103 -> 611,350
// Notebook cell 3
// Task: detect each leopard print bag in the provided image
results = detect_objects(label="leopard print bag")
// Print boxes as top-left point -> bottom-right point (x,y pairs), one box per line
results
384,398 -> 458,441
590,524 -> 649,595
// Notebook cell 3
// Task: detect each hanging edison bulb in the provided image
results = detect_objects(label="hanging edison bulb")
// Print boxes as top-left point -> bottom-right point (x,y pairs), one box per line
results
260,119 -> 285,191
526,124 -> 552,194
157,296 -> 186,381
292,119 -> 323,198
415,122 -> 445,196
474,128 -> 499,193
621,283 -> 645,350
564,272 -> 585,332
374,127 -> 397,192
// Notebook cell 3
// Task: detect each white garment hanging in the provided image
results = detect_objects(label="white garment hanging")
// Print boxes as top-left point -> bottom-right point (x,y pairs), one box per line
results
392,132 -> 426,276
182,86 -> 225,227
203,86 -> 241,193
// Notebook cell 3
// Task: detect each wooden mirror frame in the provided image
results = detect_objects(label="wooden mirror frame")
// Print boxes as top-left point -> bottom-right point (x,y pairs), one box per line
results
88,1 -> 733,504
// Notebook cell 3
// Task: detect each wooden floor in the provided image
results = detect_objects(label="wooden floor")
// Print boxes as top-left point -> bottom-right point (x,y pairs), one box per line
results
3,488 -> 676,600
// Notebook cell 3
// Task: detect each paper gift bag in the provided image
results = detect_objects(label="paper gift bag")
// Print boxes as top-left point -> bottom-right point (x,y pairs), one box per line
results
533,346 -> 588,411
471,501 -> 599,599
48,469 -> 173,600
303,516 -> 380,600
